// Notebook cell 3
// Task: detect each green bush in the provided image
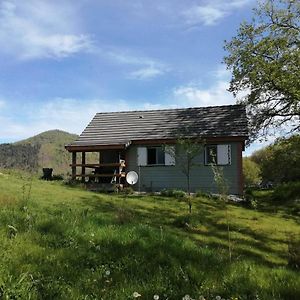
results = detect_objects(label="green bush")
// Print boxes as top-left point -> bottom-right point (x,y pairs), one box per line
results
195,189 -> 208,198
272,181 -> 300,201
52,174 -> 64,181
121,186 -> 134,195
160,189 -> 187,199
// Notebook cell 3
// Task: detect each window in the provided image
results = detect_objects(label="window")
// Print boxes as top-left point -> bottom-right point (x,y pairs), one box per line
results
147,147 -> 165,165
205,144 -> 231,165
206,145 -> 217,164
137,146 -> 175,166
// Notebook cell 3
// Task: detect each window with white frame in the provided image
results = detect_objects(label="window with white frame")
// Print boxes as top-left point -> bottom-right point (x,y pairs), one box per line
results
137,146 -> 175,166
205,144 -> 231,165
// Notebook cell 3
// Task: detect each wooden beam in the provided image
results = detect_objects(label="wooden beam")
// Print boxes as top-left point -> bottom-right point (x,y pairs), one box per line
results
66,136 -> 248,152
65,144 -> 125,152
75,173 -> 126,178
70,163 -> 126,168
130,136 -> 248,145
81,152 -> 86,182
71,152 -> 77,180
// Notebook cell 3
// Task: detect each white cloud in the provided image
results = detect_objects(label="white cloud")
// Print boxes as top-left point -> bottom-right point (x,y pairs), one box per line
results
184,5 -> 226,26
0,98 -> 131,141
106,50 -> 169,80
128,65 -> 166,80
0,98 -> 171,142
183,0 -> 251,26
0,0 -> 93,59
173,65 -> 235,106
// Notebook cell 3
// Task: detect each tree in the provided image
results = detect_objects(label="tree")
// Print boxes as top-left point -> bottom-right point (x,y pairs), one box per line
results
243,157 -> 261,187
224,0 -> 300,142
164,138 -> 203,213
251,134 -> 300,183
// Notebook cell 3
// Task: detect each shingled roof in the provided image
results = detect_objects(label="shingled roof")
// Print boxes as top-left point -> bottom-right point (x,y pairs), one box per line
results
66,104 -> 248,149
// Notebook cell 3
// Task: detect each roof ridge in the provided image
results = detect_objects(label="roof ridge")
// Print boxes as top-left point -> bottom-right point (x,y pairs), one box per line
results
94,104 -> 244,115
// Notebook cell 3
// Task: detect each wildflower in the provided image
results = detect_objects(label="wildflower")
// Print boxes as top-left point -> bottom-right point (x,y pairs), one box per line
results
215,296 -> 221,300
105,270 -> 110,276
133,292 -> 141,298
154,295 -> 159,300
183,295 -> 190,300
199,296 -> 205,300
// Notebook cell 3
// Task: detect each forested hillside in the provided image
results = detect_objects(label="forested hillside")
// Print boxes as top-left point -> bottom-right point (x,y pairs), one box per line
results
0,130 -> 78,175
243,134 -> 300,186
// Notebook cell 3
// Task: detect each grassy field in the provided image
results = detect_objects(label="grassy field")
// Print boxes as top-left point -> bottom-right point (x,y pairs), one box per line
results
0,170 -> 299,299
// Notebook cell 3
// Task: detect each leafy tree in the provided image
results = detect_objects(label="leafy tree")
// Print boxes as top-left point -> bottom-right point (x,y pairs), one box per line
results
224,0 -> 300,141
243,157 -> 261,187
164,138 -> 203,213
210,155 -> 232,262
251,134 -> 300,183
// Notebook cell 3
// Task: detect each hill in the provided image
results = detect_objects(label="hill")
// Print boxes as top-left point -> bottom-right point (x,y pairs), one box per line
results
0,130 -> 78,175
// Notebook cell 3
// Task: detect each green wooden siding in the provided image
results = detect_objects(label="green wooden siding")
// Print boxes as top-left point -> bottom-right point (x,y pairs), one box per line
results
126,143 -> 240,194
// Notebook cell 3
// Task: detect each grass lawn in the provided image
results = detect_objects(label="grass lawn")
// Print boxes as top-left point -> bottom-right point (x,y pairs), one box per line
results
0,170 -> 299,299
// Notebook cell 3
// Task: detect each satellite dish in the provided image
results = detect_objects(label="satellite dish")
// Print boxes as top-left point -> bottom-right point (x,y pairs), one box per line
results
126,171 -> 138,185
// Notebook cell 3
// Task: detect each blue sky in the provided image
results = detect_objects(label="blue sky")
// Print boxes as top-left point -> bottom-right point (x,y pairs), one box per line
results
0,0 -> 272,155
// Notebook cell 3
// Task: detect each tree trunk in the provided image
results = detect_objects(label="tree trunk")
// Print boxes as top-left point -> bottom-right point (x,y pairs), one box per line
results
187,162 -> 191,196
188,198 -> 192,214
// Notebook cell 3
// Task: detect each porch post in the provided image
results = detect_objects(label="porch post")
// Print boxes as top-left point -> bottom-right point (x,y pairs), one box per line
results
72,152 -> 77,180
82,151 -> 86,182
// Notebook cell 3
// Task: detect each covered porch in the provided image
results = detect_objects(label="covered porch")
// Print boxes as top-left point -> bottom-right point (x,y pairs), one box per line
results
65,144 -> 129,188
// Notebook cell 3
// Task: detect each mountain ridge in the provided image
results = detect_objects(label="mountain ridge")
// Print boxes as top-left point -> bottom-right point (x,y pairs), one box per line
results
0,130 -> 78,175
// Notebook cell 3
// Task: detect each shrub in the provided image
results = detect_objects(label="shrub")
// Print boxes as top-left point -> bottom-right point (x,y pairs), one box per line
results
160,189 -> 187,199
244,188 -> 254,202
63,179 -> 86,189
121,186 -> 134,195
272,181 -> 300,201
243,157 -> 261,187
195,189 -> 208,198
52,174 -> 64,181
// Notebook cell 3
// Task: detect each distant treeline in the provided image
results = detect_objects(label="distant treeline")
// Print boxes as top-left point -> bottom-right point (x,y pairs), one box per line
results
0,143 -> 40,172
243,134 -> 300,186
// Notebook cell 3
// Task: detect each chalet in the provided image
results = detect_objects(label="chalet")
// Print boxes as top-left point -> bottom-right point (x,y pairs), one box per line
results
65,104 -> 248,195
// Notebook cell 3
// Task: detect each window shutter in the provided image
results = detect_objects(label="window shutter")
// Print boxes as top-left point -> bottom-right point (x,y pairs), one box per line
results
137,147 -> 147,166
217,144 -> 231,165
165,146 -> 175,166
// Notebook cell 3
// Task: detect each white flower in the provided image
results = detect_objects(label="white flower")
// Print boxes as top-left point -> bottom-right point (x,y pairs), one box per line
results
199,296 -> 205,300
154,295 -> 159,300
133,292 -> 141,298
105,270 -> 110,276
183,295 -> 190,300
215,296 -> 221,300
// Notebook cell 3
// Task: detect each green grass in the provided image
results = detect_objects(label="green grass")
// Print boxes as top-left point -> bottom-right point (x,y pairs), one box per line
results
0,170 -> 299,299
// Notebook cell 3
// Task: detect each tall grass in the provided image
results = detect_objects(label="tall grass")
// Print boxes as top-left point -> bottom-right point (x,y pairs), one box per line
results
0,170 -> 299,299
